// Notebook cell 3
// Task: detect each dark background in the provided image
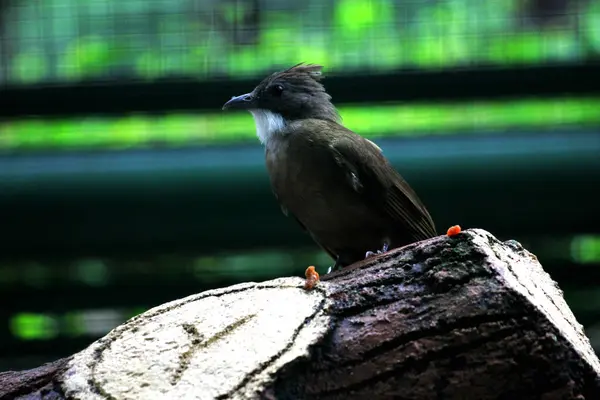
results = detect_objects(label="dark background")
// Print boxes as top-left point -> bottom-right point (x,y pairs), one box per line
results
1,0 -> 600,371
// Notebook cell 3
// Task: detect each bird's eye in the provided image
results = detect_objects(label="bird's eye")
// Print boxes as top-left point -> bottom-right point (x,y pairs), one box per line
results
271,84 -> 284,96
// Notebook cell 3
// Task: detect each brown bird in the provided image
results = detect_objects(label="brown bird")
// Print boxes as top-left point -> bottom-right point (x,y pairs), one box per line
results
222,63 -> 437,272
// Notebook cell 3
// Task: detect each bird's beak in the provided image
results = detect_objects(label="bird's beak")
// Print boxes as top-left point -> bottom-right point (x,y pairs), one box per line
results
222,92 -> 255,111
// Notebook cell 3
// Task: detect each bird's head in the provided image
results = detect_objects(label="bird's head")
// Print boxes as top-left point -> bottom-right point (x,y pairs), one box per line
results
222,63 -> 340,144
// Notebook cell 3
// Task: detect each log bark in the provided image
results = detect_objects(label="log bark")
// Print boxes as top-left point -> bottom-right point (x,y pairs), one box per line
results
1,229 -> 599,400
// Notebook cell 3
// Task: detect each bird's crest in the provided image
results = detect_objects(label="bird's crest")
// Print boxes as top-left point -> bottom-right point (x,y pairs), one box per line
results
252,63 -> 340,124
264,63 -> 325,86
283,63 -> 324,80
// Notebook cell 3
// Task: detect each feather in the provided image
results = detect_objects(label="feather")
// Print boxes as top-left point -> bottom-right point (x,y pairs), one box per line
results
330,133 -> 437,241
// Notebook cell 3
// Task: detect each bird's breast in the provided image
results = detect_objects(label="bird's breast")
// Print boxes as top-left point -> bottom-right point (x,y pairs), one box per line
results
266,137 -> 383,233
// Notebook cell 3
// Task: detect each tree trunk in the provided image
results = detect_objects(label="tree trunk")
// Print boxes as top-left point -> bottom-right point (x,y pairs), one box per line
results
2,229 -> 599,399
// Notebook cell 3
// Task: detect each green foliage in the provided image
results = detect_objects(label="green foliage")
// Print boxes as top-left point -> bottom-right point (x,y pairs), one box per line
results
585,1 -> 600,51
11,52 -> 47,83
10,309 -> 145,340
3,0 -> 594,85
62,36 -> 115,79
1,98 -> 599,152
571,236 -> 600,264
135,52 -> 164,79
10,313 -> 59,341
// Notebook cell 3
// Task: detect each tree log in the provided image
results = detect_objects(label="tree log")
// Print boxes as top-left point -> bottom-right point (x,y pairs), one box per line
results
1,229 -> 599,399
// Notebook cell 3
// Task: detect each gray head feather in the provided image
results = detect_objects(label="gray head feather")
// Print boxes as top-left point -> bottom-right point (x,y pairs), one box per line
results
251,63 -> 340,123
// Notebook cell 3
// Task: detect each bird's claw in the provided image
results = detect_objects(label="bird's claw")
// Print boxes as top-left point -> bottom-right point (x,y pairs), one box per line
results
365,250 -> 382,258
364,242 -> 390,259
328,242 -> 390,273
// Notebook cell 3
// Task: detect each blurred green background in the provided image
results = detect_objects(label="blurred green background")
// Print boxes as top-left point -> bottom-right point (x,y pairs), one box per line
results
1,0 -> 600,371
3,0 -> 600,85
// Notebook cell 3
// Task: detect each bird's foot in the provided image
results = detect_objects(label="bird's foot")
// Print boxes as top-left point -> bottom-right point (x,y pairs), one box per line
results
364,242 -> 390,259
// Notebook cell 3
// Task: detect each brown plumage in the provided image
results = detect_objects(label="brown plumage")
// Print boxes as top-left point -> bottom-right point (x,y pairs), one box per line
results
222,63 -> 437,270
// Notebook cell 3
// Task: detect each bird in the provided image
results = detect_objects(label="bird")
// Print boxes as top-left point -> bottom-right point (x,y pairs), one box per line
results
222,63 -> 437,273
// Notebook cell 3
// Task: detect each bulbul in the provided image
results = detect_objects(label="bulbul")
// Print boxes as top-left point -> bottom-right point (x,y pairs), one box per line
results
222,63 -> 437,272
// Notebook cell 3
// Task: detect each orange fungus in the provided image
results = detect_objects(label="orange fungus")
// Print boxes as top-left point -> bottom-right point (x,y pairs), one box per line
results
447,225 -> 462,237
304,266 -> 320,290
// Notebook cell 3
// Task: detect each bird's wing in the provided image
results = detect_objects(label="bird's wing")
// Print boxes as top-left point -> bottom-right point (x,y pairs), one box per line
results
329,134 -> 437,240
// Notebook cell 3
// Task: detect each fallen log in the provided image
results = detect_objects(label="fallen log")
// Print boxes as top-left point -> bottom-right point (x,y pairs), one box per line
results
2,229 -> 599,399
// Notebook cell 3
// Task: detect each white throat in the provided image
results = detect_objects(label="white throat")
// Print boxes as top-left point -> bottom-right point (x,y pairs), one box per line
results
249,109 -> 286,145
